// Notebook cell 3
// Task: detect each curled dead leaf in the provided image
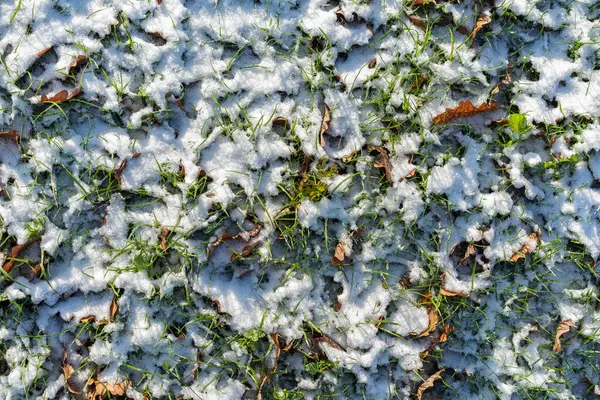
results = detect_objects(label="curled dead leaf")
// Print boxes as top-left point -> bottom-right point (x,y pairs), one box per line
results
231,245 -> 254,262
159,228 -> 169,252
2,236 -> 41,274
109,295 -> 118,322
320,104 -> 331,147
471,13 -> 492,38
208,225 -> 261,259
553,320 -> 575,353
408,15 -> 427,30
422,324 -> 454,357
272,116 -> 290,130
41,88 -> 82,103
371,146 -> 392,182
433,100 -> 498,125
332,242 -> 345,265
488,65 -> 512,101
417,292 -> 439,338
460,244 -> 477,264
132,151 -> 141,158
416,369 -> 446,400
70,55 -> 88,73
440,287 -> 468,297
368,58 -> 376,69
37,47 -> 52,57
0,130 -> 19,147
312,335 -> 344,352
114,159 -> 127,185
63,350 -> 81,395
80,315 -> 97,324
509,231 -> 541,263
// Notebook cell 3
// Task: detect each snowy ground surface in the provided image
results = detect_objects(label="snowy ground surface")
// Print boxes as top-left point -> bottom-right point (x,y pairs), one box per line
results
1,0 -> 600,399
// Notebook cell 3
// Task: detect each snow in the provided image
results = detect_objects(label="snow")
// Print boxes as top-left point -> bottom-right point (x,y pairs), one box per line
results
0,0 -> 599,399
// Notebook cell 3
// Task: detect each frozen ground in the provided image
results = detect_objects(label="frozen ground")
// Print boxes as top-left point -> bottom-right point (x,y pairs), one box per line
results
1,0 -> 600,399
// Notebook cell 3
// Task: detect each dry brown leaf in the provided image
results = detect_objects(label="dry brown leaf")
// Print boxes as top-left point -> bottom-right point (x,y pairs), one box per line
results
70,55 -> 88,73
0,130 -> 19,147
471,13 -> 492,38
489,66 -> 512,100
2,236 -> 41,274
368,58 -> 376,69
272,117 -> 290,130
371,146 -> 392,182
320,104 -> 331,147
63,350 -> 81,395
231,245 -> 254,262
109,295 -> 118,323
422,324 -> 454,357
553,320 -> 575,353
41,89 -> 68,103
208,225 -> 261,259
159,228 -> 169,252
419,306 -> 439,338
416,369 -> 446,400
509,231 -> 541,263
114,159 -> 127,185
332,242 -> 345,265
460,244 -> 477,264
38,47 -> 52,57
408,15 -> 427,30
312,335 -> 344,351
335,9 -> 346,24
41,88 -> 82,103
433,100 -> 498,125
80,315 -> 96,324
440,287 -> 468,297
157,0 -> 163,4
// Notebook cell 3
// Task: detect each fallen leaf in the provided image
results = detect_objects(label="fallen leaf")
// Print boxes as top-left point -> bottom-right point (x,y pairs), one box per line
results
417,292 -> 439,337
28,263 -> 42,279
335,9 -> 346,24
416,369 -> 446,400
231,245 -> 254,262
312,335 -> 344,351
553,320 -> 575,353
368,58 -> 376,69
159,228 -> 169,252
460,244 -> 477,264
440,287 -> 468,297
272,117 -> 290,130
210,298 -> 231,316
0,130 -> 19,147
509,231 -> 541,263
408,15 -> 427,30
332,242 -> 345,265
433,100 -> 498,125
157,0 -> 162,4
422,324 -> 454,357
109,295 -> 118,322
371,146 -> 392,182
80,315 -> 96,324
471,13 -> 492,38
69,55 -> 87,73
86,376 -> 128,400
320,104 -> 331,147
63,350 -> 81,395
41,90 -> 68,103
488,66 -> 512,100
2,236 -> 41,274
132,151 -> 141,158
114,159 -> 127,185
208,225 -> 261,259
148,31 -> 165,40
38,47 -> 52,57
41,88 -> 82,103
